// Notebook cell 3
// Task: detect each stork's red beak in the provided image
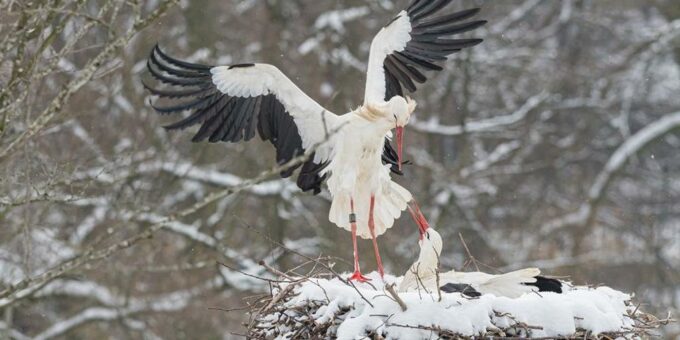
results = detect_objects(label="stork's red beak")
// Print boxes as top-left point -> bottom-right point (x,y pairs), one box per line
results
408,202 -> 429,240
396,126 -> 404,171
418,219 -> 429,240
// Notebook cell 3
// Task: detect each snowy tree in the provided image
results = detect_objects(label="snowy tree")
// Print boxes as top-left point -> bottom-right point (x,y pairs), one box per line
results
0,0 -> 678,338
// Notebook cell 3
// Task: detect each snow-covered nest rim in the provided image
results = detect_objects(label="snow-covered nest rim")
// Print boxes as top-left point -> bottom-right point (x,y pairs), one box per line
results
242,270 -> 672,340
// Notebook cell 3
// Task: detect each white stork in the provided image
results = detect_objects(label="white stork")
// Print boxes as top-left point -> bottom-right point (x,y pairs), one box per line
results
397,221 -> 564,297
144,0 -> 486,281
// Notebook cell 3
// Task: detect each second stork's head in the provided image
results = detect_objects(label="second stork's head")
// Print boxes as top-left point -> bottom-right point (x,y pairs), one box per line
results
418,226 -> 443,266
359,96 -> 417,170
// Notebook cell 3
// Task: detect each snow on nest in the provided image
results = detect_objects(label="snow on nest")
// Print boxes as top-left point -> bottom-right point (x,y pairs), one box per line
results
251,272 -> 649,339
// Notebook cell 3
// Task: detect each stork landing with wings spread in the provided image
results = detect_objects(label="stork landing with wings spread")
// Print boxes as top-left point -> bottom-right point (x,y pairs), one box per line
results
144,0 -> 486,281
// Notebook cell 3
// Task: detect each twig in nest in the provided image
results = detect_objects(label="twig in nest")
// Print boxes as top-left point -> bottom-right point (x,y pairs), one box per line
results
237,217 -> 375,308
218,261 -> 290,283
208,306 -> 249,313
259,260 -> 294,280
385,283 -> 407,311
435,250 -> 442,302
248,281 -> 302,330
459,232 -> 480,272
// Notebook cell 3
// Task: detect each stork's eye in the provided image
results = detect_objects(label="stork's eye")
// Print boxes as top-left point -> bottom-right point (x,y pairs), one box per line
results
393,114 -> 397,121
426,232 -> 430,240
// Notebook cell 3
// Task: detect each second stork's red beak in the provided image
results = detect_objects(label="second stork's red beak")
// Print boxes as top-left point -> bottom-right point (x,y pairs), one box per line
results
418,219 -> 429,240
396,126 -> 404,171
408,202 -> 430,240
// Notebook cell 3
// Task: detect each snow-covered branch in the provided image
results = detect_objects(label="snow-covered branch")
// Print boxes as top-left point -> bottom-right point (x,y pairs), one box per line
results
410,92 -> 549,136
32,276 -> 224,340
541,111 -> 680,235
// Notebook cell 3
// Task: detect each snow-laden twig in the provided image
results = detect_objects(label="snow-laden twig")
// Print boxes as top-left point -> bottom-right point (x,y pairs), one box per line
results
410,92 -> 549,136
0,0 -> 179,162
0,133 -> 337,303
0,321 -> 30,340
490,0 -> 542,34
32,276 -> 223,340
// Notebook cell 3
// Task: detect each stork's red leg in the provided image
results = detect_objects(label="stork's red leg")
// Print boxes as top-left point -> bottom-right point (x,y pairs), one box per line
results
368,195 -> 385,278
348,198 -> 370,282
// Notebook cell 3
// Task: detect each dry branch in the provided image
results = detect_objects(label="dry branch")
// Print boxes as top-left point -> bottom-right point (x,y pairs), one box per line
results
0,141 -> 330,304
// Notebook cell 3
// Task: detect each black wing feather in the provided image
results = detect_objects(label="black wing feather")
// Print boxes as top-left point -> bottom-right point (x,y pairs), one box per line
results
153,44 -> 212,71
384,57 -> 417,92
143,80 -> 213,98
221,98 -> 249,142
411,0 -> 452,21
384,68 -> 404,101
382,138 -> 411,175
387,55 -> 426,83
407,0 -> 432,16
151,93 -> 215,114
244,96 -> 261,141
382,3 -> 485,101
257,95 -> 274,140
149,49 -> 209,78
415,8 -> 481,28
406,0 -> 425,13
146,46 -> 410,192
393,51 -> 443,71
297,160 -> 329,195
413,20 -> 487,36
230,97 -> 256,142
164,95 -> 229,130
404,46 -> 449,61
147,61 -> 208,87
146,46 -> 330,193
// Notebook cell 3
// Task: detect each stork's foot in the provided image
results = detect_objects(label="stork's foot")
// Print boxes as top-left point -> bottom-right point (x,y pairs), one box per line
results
348,271 -> 371,282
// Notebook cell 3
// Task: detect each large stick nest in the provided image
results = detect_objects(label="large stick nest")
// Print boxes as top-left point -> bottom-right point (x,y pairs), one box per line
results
240,263 -> 673,340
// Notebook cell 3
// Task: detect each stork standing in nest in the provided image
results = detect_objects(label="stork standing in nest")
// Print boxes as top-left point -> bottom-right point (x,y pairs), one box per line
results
144,0 -> 486,281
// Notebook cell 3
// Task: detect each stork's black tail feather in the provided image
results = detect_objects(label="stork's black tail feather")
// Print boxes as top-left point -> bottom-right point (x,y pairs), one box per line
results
440,283 -> 481,297
525,276 -> 563,294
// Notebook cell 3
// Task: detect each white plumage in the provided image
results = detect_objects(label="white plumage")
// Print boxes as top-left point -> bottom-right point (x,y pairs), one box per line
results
145,0 -> 486,280
211,64 -> 341,163
398,227 -> 564,298
364,11 -> 412,104
213,63 -> 415,238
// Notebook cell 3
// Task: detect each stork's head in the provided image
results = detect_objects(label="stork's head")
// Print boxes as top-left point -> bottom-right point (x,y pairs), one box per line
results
388,96 -> 415,127
418,227 -> 443,265
358,96 -> 416,170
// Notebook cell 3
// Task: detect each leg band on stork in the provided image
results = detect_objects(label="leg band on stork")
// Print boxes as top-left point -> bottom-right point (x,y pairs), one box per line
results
348,198 -> 370,282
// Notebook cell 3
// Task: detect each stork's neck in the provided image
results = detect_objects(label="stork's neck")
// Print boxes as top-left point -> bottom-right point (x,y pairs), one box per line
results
353,105 -> 394,132
410,244 -> 440,278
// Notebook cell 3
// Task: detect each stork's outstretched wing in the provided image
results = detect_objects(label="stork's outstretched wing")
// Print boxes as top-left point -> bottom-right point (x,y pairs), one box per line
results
145,46 -> 342,194
364,1 -> 486,103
